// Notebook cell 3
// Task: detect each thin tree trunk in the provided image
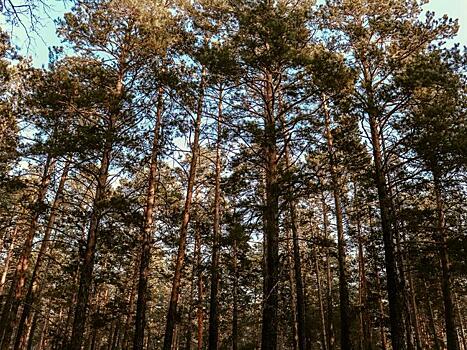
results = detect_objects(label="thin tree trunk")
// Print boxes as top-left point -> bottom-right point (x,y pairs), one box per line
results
133,86 -> 164,350
0,155 -> 56,350
0,226 -> 17,297
375,270 -> 388,350
195,224 -> 204,350
208,88 -> 223,350
322,198 -> 335,350
70,74 -> 124,350
14,159 -> 71,350
426,288 -> 441,350
279,98 -> 306,350
455,293 -> 466,350
315,247 -> 328,350
322,95 -> 351,350
433,170 -> 459,350
286,223 -> 299,350
163,68 -> 205,350
232,238 -> 239,350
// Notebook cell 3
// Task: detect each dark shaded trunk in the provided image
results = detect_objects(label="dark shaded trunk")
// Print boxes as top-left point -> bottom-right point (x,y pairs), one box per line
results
321,198 -> 335,350
14,159 -> 71,350
133,87 -> 164,350
163,68 -> 205,350
208,89 -> 223,350
368,112 -> 405,350
232,238 -> 239,350
432,170 -> 459,350
322,95 -> 351,350
426,288 -> 441,350
261,71 -> 279,350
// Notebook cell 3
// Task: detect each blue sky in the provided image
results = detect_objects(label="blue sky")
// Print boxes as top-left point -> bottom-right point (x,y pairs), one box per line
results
2,0 -> 466,67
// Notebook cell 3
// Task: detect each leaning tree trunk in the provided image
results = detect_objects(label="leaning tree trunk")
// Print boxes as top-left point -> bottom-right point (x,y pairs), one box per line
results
133,87 -> 164,350
14,159 -> 71,350
208,88 -> 223,350
162,68 -> 205,350
432,169 -> 459,350
69,74 -> 123,350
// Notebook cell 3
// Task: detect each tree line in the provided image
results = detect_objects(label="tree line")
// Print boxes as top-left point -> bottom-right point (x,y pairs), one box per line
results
0,0 -> 466,349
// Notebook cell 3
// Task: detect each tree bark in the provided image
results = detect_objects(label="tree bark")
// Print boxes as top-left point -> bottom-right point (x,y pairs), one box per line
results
261,71 -> 280,350
195,224 -> 204,350
322,95 -> 351,350
368,111 -> 405,350
162,68 -> 205,350
432,170 -> 459,350
133,86 -> 164,350
0,155 -> 55,350
232,238 -> 239,350
14,159 -> 71,350
208,88 -> 223,350
69,74 -> 124,350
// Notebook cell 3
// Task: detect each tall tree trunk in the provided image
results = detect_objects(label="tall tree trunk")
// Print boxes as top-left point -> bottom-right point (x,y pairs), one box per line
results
355,194 -> 371,350
322,198 -> 335,350
286,222 -> 299,350
368,111 -> 405,350
232,238 -> 239,350
0,155 -> 55,350
313,240 -> 328,350
70,75 -> 123,350
432,170 -> 459,350
162,68 -> 205,350
261,71 -> 280,350
322,95 -> 351,350
279,99 -> 306,350
208,88 -> 223,350
195,224 -> 204,350
133,87 -> 164,350
375,269 -> 388,350
14,159 -> 71,350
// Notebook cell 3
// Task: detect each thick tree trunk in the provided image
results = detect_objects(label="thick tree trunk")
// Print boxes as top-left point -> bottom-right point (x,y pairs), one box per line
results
368,112 -> 405,350
208,89 -> 223,350
0,155 -> 55,350
70,76 -> 123,350
261,71 -> 280,350
14,159 -> 71,350
133,87 -> 164,350
322,95 -> 351,350
163,68 -> 205,350
432,170 -> 459,350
